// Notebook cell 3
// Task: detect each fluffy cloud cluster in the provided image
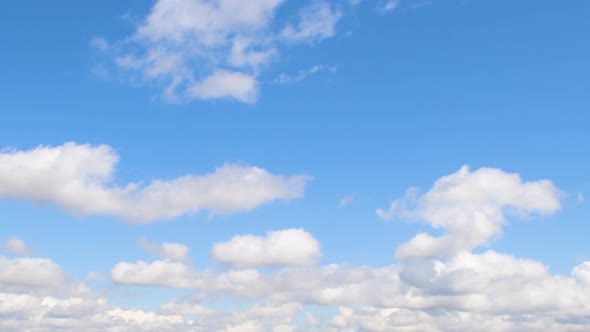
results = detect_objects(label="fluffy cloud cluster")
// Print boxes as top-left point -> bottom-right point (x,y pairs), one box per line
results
377,166 -> 560,259
111,248 -> 590,331
98,0 -> 344,102
3,167 -> 590,331
0,142 -> 310,222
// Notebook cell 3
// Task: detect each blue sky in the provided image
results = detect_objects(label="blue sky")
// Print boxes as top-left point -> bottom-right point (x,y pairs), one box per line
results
0,0 -> 589,331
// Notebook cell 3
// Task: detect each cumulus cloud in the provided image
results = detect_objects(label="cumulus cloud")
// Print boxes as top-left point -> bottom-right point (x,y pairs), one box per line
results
100,0 -> 343,103
2,237 -> 32,256
0,256 -> 88,296
139,238 -> 191,263
274,65 -> 336,84
0,142 -> 310,222
186,69 -> 258,103
574,262 -> 590,287
111,250 -> 590,330
211,229 -> 321,267
377,166 -> 560,259
111,259 -> 200,288
5,167 -> 590,331
280,2 -> 342,43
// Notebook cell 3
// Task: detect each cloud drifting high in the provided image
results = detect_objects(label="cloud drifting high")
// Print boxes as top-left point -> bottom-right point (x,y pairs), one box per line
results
100,0 -> 343,103
377,165 -> 560,260
0,142 -> 310,222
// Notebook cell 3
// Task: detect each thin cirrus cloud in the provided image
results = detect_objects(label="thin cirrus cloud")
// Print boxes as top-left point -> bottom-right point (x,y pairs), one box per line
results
96,0 -> 344,103
377,165 -> 561,260
0,142 -> 311,223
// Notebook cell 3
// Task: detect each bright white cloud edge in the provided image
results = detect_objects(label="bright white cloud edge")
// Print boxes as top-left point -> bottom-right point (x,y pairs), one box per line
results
3,167 -> 589,331
0,142 -> 311,223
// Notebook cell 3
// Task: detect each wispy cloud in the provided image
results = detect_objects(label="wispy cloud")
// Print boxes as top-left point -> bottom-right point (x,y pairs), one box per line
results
96,0 -> 343,103
274,65 -> 336,84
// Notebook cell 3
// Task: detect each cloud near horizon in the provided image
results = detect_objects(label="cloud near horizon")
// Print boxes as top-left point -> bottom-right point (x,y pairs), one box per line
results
1,166 -> 589,330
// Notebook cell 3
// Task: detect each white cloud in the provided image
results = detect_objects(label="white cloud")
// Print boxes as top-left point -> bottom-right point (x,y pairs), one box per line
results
578,192 -> 585,203
280,2 -> 342,43
376,200 -> 398,220
211,229 -> 321,267
377,166 -> 560,259
274,65 -> 336,84
0,142 -> 310,223
5,166 -> 590,331
380,0 -> 400,12
339,193 -> 355,207
101,0 -> 344,103
0,256 -> 88,296
186,69 -> 258,103
111,259 -> 200,288
139,238 -> 191,263
110,251 -> 590,330
573,262 -> 590,287
2,237 -> 32,256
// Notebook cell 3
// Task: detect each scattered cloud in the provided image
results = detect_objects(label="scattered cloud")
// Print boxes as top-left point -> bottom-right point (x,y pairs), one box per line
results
578,192 -> 585,203
98,0 -> 344,103
186,69 -> 258,103
280,2 -> 342,43
274,65 -> 336,84
376,200 -> 397,220
211,229 -> 321,267
2,237 -> 32,256
0,142 -> 311,223
573,262 -> 590,287
3,167 -> 589,331
139,238 -> 191,263
0,255 -> 88,296
90,36 -> 109,51
109,246 -> 590,330
377,166 -> 560,259
339,193 -> 356,207
380,0 -> 400,12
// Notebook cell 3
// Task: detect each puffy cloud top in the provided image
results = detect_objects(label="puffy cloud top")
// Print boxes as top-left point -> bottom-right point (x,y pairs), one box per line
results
211,229 -> 321,267
378,166 -> 561,260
